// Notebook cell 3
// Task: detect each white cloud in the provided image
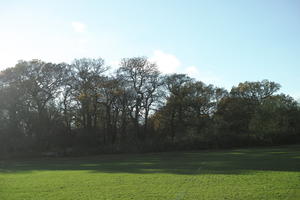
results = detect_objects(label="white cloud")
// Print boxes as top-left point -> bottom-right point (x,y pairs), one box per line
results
71,21 -> 86,33
185,65 -> 220,85
149,50 -> 181,74
186,66 -> 199,77
148,50 -> 221,85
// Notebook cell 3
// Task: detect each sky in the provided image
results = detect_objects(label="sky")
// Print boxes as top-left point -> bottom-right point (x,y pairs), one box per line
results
0,0 -> 299,99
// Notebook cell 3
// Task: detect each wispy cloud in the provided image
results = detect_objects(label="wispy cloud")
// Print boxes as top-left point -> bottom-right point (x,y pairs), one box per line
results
149,50 -> 221,85
149,50 -> 181,74
185,66 -> 220,85
71,21 -> 86,33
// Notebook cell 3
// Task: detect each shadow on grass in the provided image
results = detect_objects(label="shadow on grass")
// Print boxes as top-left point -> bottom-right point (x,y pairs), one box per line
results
1,145 -> 300,175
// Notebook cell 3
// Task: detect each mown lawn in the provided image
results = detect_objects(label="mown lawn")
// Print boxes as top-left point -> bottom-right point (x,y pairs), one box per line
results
0,145 -> 300,200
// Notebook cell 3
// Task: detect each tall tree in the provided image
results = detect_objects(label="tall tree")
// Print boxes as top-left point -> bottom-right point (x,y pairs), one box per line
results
71,58 -> 108,132
117,57 -> 161,140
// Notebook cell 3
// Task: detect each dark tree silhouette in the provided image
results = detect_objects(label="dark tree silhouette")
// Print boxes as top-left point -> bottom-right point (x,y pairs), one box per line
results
0,58 -> 299,156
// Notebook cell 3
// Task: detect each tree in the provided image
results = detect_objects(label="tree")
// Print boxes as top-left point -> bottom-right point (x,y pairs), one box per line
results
215,80 -> 282,146
0,58 -> 299,155
71,58 -> 108,131
249,94 -> 300,144
0,60 -> 66,151
162,74 -> 193,142
117,57 -> 162,141
230,80 -> 280,101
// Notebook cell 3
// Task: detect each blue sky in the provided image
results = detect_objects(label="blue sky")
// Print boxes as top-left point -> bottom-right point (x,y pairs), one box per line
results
0,0 -> 299,99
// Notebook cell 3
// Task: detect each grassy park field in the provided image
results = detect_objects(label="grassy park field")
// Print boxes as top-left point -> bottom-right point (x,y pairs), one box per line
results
1,145 -> 300,200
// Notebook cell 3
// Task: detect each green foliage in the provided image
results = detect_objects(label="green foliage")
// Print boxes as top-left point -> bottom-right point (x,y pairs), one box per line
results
230,80 -> 281,101
249,94 -> 300,144
0,58 -> 299,155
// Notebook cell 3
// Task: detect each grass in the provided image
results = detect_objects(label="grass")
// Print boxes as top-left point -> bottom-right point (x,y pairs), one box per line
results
1,145 -> 300,200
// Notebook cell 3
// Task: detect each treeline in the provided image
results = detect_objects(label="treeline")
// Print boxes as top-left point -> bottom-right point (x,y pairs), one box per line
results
0,57 -> 299,156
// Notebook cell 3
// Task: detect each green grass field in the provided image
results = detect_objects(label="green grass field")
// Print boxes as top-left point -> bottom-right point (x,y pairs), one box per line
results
1,145 -> 300,200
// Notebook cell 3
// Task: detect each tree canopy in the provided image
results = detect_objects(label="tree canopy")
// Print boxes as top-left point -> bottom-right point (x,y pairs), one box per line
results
0,58 -> 299,156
